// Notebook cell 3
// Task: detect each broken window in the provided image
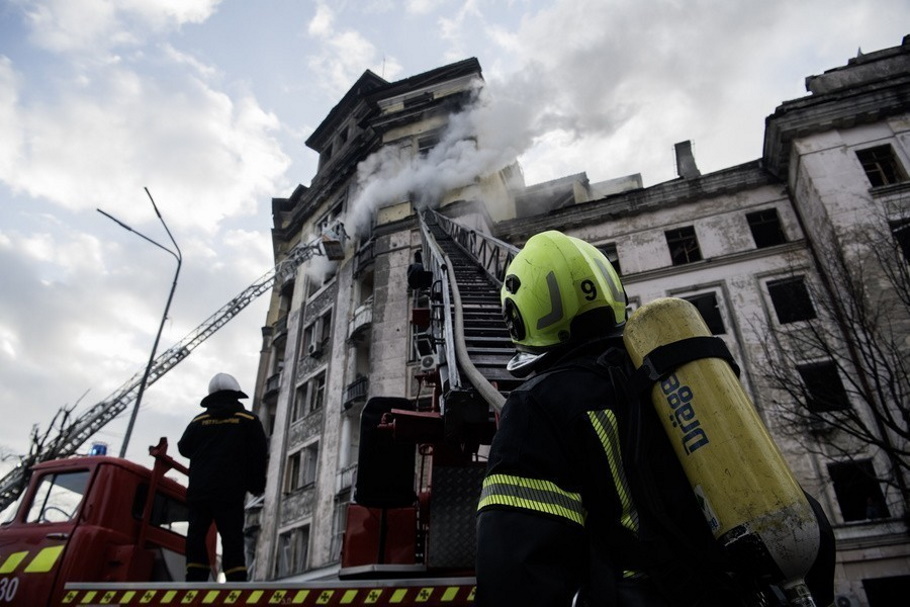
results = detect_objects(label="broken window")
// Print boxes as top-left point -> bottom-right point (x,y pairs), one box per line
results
682,292 -> 726,335
767,277 -> 817,323
319,310 -> 332,346
890,219 -> 910,263
828,459 -> 889,522
665,226 -> 702,265
746,208 -> 787,248
797,361 -> 850,412
856,145 -> 907,187
285,452 -> 301,492
418,134 -> 440,157
276,525 -> 309,577
308,373 -> 326,413
292,384 -> 306,422
302,442 -> 319,486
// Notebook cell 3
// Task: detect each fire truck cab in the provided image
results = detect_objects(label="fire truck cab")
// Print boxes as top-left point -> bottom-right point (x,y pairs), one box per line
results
0,439 -> 192,606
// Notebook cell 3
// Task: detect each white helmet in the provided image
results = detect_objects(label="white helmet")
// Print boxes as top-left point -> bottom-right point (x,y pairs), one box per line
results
201,372 -> 249,406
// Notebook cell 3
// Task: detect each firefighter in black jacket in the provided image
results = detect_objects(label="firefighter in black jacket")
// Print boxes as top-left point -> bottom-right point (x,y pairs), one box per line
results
475,231 -> 834,606
179,372 -> 268,582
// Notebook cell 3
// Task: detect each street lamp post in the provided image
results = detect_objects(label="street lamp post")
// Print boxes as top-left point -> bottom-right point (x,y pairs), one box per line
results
98,187 -> 182,459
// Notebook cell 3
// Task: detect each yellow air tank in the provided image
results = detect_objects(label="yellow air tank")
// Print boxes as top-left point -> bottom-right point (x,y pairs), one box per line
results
623,297 -> 820,606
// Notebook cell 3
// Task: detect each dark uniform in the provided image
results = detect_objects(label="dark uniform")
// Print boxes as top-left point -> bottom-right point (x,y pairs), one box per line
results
476,339 -> 718,606
476,340 -> 835,607
178,378 -> 267,582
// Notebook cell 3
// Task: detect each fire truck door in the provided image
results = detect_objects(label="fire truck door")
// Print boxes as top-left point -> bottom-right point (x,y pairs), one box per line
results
0,469 -> 89,606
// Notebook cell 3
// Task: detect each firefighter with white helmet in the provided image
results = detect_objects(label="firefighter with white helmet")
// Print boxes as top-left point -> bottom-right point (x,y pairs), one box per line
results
179,372 -> 268,582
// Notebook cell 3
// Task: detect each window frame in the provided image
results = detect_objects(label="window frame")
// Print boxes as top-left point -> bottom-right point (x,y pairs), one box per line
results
746,208 -> 787,248
292,384 -> 306,422
301,441 -> 319,488
856,144 -> 908,187
665,226 -> 703,266
766,276 -> 817,324
285,452 -> 302,493
796,360 -> 851,413
308,372 -> 326,414
681,291 -> 727,335
275,524 -> 310,577
827,459 -> 890,522
889,219 -> 910,263
25,470 -> 90,524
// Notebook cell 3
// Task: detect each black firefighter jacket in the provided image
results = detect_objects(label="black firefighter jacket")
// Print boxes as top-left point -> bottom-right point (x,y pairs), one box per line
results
475,339 -> 745,607
475,339 -> 835,607
178,394 -> 268,503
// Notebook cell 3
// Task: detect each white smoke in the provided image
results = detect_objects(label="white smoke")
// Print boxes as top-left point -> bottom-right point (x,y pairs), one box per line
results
344,74 -> 552,238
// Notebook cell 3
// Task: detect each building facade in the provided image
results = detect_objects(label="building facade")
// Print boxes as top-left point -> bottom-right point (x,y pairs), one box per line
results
250,38 -> 910,606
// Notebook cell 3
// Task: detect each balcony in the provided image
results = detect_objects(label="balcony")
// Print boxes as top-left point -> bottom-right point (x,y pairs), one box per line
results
274,313 -> 288,337
343,375 -> 369,410
336,463 -> 358,494
348,298 -> 373,339
263,372 -> 281,403
354,239 -> 376,277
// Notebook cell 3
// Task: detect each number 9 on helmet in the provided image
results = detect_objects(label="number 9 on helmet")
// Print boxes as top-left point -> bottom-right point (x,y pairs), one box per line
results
501,230 -> 627,375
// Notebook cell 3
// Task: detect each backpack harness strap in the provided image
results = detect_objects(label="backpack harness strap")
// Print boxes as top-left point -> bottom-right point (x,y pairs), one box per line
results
627,336 -> 740,397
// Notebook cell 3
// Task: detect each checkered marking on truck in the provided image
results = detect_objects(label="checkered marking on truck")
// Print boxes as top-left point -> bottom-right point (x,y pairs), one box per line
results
59,584 -> 476,605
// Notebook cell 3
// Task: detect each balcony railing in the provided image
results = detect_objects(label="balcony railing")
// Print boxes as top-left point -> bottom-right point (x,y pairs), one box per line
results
348,298 -> 373,339
354,238 -> 376,277
336,463 -> 358,494
264,372 -> 281,401
343,375 -> 369,409
274,313 -> 288,336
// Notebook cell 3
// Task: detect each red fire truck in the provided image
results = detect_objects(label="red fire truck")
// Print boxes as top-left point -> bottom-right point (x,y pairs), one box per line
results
0,433 -> 478,607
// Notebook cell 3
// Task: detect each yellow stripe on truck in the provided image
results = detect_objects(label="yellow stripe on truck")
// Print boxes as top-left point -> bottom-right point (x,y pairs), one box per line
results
0,550 -> 28,573
23,545 -> 64,573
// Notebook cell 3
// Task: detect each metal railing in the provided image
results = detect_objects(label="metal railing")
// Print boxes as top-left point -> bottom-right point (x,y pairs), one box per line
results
419,210 -> 514,413
343,375 -> 369,409
348,298 -> 373,339
428,210 -> 519,288
418,214 -> 462,400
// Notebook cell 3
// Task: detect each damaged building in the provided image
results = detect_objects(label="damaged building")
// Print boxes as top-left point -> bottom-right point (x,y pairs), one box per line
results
248,38 -> 910,606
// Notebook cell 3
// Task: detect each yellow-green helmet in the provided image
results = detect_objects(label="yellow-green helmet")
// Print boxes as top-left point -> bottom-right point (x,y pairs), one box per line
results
501,231 -> 626,374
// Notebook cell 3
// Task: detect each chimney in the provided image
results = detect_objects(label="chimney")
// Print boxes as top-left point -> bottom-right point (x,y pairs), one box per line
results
675,140 -> 701,179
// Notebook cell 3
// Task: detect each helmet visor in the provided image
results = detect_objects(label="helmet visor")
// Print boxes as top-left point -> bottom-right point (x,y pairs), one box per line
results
506,350 -> 545,377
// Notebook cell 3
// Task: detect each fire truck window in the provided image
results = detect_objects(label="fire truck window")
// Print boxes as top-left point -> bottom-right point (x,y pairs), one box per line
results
132,484 -> 190,537
26,471 -> 90,523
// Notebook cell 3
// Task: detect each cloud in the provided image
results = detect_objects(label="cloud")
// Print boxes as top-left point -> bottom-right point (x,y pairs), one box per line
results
0,0 -> 288,462
0,61 -> 289,232
474,0 -> 910,184
406,0 -> 453,15
0,58 -> 23,179
20,0 -> 222,54
305,2 -> 403,96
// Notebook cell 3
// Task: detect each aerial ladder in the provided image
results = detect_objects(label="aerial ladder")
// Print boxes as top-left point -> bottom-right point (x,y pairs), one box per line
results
0,229 -> 347,512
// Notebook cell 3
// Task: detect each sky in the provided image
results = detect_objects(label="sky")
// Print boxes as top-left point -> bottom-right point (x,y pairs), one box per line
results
0,0 -> 907,480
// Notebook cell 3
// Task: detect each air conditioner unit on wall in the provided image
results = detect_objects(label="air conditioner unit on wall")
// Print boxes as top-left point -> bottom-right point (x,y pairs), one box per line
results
308,342 -> 323,358
419,354 -> 438,372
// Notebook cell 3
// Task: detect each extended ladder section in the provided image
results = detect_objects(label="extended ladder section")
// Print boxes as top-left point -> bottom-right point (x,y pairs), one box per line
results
0,235 -> 346,511
339,211 -> 520,578
417,210 -> 522,414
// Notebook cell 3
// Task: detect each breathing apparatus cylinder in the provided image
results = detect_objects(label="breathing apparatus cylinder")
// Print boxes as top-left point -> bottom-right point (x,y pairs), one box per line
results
623,297 -> 820,606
